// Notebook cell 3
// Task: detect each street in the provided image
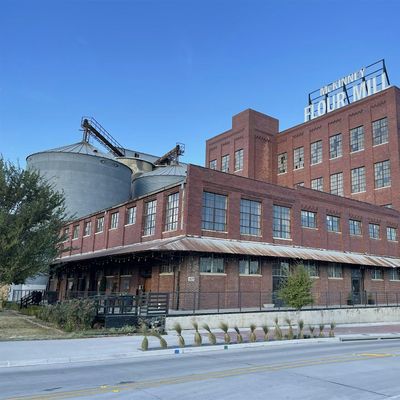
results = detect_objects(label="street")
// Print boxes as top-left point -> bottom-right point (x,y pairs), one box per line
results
2,339 -> 400,399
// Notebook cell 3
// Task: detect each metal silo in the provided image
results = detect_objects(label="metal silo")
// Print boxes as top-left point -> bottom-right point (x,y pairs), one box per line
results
132,164 -> 187,198
27,141 -> 132,218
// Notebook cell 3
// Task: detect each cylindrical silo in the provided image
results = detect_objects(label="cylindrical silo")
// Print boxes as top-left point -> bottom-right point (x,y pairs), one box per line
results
27,142 -> 132,218
132,164 -> 187,198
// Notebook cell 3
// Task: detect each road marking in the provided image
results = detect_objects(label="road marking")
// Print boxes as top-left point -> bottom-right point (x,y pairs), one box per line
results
6,353 -> 395,400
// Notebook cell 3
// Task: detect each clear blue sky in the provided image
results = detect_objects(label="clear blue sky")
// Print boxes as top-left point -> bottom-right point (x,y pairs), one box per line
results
1,0 -> 400,167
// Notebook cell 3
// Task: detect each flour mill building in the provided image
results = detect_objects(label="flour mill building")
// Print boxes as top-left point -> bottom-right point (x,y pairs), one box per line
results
34,60 -> 400,310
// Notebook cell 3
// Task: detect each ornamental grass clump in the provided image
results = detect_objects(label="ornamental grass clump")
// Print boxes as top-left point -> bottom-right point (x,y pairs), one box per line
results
173,322 -> 185,348
152,330 -> 168,349
329,322 -> 336,337
285,318 -> 294,340
220,322 -> 231,344
234,326 -> 243,343
202,323 -> 217,345
319,324 -> 325,338
141,323 -> 149,351
274,317 -> 283,340
262,324 -> 269,341
309,325 -> 316,338
192,321 -> 202,346
297,319 -> 304,339
249,323 -> 257,343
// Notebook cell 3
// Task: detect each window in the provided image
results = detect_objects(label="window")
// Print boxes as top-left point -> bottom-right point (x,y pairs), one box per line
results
239,258 -> 260,275
126,207 -> 136,225
326,215 -> 340,232
273,205 -> 291,239
234,149 -> 244,171
350,126 -> 364,152
143,200 -> 157,236
160,264 -> 174,274
165,192 -> 180,231
63,227 -> 69,241
374,160 -> 391,188
330,172 -> 343,196
240,199 -> 261,236
371,267 -> 383,280
221,154 -> 230,172
120,277 -> 130,292
96,216 -> 104,233
387,227 -> 397,241
328,263 -> 343,278
369,223 -> 380,239
329,133 -> 342,159
202,192 -> 227,231
311,177 -> 323,191
110,212 -> 119,229
209,159 -> 217,170
72,225 -> 79,240
272,261 -> 289,277
372,117 -> 388,146
389,269 -> 400,281
278,152 -> 287,174
310,140 -> 322,165
351,167 -> 366,193
301,210 -> 317,229
200,256 -> 224,273
83,221 -> 92,236
349,219 -> 362,236
293,147 -> 304,169
303,261 -> 319,277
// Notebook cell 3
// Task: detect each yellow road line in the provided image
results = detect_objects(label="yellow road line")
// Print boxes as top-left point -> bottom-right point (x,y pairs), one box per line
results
6,353 -> 396,400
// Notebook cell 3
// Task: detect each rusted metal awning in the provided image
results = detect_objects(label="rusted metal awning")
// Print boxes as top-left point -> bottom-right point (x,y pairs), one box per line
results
55,235 -> 400,268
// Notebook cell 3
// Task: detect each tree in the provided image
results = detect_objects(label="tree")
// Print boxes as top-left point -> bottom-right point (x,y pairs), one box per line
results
0,159 -> 67,284
278,263 -> 314,310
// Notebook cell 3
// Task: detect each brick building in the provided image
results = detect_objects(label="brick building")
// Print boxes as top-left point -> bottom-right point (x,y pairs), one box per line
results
51,84 -> 400,310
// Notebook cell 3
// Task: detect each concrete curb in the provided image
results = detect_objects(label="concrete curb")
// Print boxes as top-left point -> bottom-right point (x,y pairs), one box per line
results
0,337 -> 340,368
340,334 -> 400,342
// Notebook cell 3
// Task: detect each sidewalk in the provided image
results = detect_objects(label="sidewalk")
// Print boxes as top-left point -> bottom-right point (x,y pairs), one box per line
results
1,322 -> 400,368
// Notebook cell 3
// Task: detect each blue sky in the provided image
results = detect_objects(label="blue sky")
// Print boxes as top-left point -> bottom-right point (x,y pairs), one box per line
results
1,0 -> 400,167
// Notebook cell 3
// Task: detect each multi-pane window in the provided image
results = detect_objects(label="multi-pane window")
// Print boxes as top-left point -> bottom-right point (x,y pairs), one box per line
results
96,216 -> 104,233
330,172 -> 344,196
63,227 -> 69,241
301,210 -> 317,229
202,192 -> 227,231
165,192 -> 180,231
303,261 -> 319,278
200,256 -> 224,273
240,199 -> 261,236
349,219 -> 362,236
387,227 -> 397,241
293,147 -> 304,169
83,221 -> 92,236
273,205 -> 291,239
369,223 -> 380,239
328,263 -> 343,278
209,159 -> 217,170
389,269 -> 400,281
160,264 -> 174,274
221,155 -> 230,172
374,160 -> 391,188
329,133 -> 342,159
371,268 -> 383,280
143,200 -> 157,236
326,215 -> 340,232
351,167 -> 366,193
239,258 -> 260,275
278,152 -> 287,174
372,117 -> 388,146
110,212 -> 119,229
310,140 -> 322,165
72,225 -> 79,239
311,177 -> 323,191
350,126 -> 364,152
126,207 -> 136,225
235,149 -> 244,171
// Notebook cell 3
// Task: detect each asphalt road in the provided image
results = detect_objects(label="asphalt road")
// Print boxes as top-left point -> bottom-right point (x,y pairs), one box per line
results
2,340 -> 400,400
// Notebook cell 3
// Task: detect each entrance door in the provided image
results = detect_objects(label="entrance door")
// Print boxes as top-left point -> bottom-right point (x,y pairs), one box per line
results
351,269 -> 364,304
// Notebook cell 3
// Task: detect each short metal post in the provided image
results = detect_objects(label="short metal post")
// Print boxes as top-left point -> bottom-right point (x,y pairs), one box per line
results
217,292 -> 220,313
239,291 -> 242,312
386,292 -> 389,306
193,292 -> 196,314
259,291 -> 262,311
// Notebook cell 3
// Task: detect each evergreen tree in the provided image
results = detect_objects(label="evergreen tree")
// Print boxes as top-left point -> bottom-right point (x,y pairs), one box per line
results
0,159 -> 67,284
278,263 -> 314,310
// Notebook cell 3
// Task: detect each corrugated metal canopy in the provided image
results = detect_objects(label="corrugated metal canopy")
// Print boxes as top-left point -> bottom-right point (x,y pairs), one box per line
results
55,235 -> 400,268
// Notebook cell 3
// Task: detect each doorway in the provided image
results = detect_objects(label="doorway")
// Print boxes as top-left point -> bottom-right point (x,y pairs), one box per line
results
351,268 -> 364,304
